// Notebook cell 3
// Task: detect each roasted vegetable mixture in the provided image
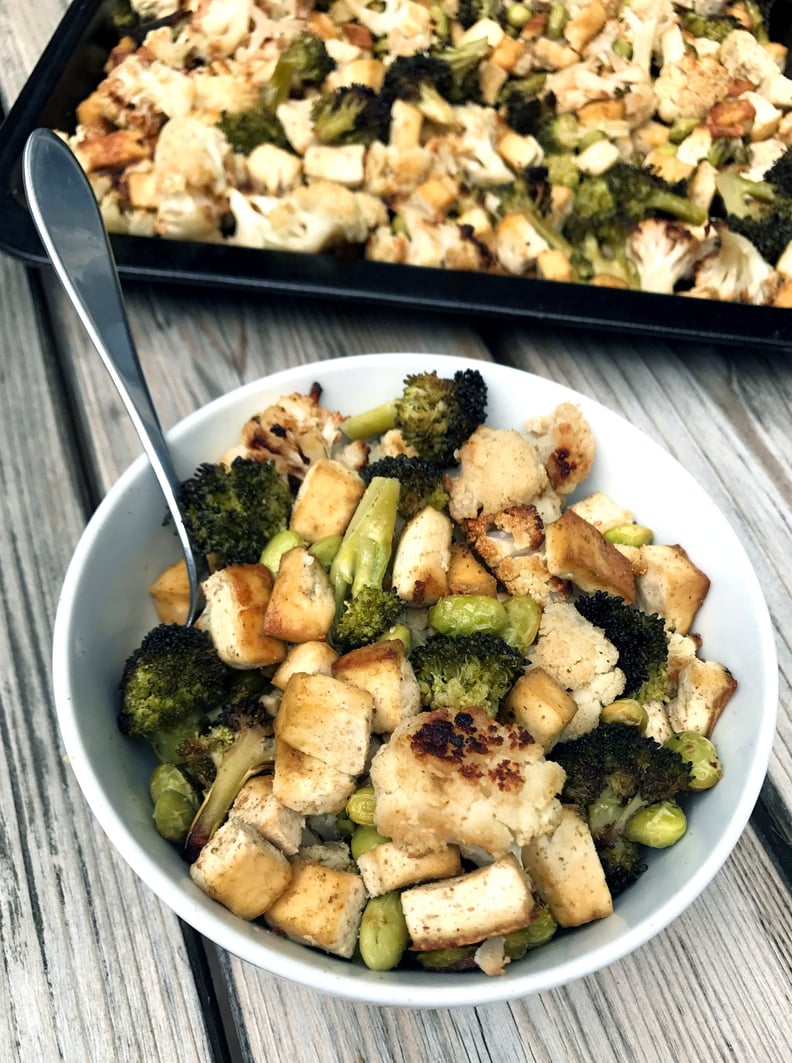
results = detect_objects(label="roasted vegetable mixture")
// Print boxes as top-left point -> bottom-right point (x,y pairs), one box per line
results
59,0 -> 792,303
119,367 -> 734,975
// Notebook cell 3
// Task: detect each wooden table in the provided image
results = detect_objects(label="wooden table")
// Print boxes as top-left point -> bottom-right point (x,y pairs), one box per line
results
1,5 -> 790,1060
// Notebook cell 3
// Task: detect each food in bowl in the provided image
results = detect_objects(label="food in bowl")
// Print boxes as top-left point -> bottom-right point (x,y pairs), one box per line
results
58,0 -> 792,306
115,361 -> 736,978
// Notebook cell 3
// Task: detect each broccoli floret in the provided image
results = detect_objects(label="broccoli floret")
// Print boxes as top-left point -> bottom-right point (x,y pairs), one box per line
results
537,113 -> 586,154
715,168 -> 792,264
381,54 -> 458,127
328,476 -> 401,651
496,177 -> 574,253
570,164 -> 707,233
430,36 -> 490,103
680,12 -> 742,42
341,368 -> 487,466
409,632 -> 524,718
182,699 -> 276,862
311,84 -> 387,145
499,75 -> 548,136
764,149 -> 792,196
118,624 -> 229,762
217,107 -> 291,154
549,722 -> 693,893
457,0 -> 499,29
177,457 -> 292,568
361,455 -> 450,520
574,592 -> 669,703
280,31 -> 335,86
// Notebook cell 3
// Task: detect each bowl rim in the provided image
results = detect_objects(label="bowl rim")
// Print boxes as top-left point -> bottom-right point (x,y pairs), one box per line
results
51,352 -> 779,1007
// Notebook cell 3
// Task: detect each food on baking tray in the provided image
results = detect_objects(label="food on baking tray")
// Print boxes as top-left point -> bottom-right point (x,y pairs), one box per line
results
57,0 -> 792,304
119,367 -> 737,975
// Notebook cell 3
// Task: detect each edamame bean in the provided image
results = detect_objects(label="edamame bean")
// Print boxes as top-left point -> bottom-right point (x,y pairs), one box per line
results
416,945 -> 477,971
625,800 -> 687,848
429,595 -> 507,637
603,523 -> 654,547
600,698 -> 648,731
358,892 -> 409,971
506,2 -> 531,29
150,763 -> 195,804
501,595 -> 542,651
504,903 -> 558,958
308,534 -> 343,568
665,731 -> 723,790
152,788 -> 199,843
346,784 -> 377,826
379,623 -> 412,652
259,529 -> 304,574
351,825 -> 389,860
545,2 -> 568,38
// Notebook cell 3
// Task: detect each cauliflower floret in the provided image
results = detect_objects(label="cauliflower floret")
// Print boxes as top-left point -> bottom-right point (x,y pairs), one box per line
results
718,29 -> 784,87
461,505 -> 546,570
453,104 -> 516,187
370,706 -> 565,856
131,0 -> 181,15
654,53 -> 732,124
227,182 -> 388,253
238,390 -> 343,480
530,602 -> 626,739
689,224 -> 776,303
153,115 -> 229,196
524,403 -> 595,496
343,0 -> 432,55
447,426 -> 549,522
625,219 -> 703,295
191,0 -> 255,61
101,55 -> 195,121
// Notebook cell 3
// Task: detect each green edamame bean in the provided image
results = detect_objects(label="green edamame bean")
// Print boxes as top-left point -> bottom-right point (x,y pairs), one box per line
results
379,623 -> 412,652
346,785 -> 377,826
665,731 -> 723,791
152,788 -> 199,843
506,2 -> 531,29
359,892 -> 409,971
504,904 -> 558,958
259,529 -> 304,574
416,945 -> 477,971
545,2 -> 568,38
308,534 -> 343,568
625,800 -> 687,848
577,130 -> 607,153
603,523 -> 654,547
612,38 -> 633,60
501,595 -> 542,651
351,825 -> 389,860
150,763 -> 195,804
429,595 -> 507,637
600,698 -> 648,731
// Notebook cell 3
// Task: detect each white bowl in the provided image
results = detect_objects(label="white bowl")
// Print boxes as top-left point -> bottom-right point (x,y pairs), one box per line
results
52,353 -> 778,1007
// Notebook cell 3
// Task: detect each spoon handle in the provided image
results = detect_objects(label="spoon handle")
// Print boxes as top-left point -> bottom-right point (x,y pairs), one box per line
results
22,128 -> 206,623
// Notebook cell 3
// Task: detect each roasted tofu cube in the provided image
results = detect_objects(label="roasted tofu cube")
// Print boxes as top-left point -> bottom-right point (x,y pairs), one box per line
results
569,492 -> 634,534
446,542 -> 498,596
189,820 -> 292,921
667,656 -> 737,737
522,805 -> 613,927
400,854 -> 535,950
197,564 -> 286,668
271,640 -> 339,690
634,544 -> 710,635
149,558 -> 191,625
289,459 -> 365,543
230,775 -> 304,856
275,672 -> 374,775
261,546 -> 336,642
504,667 -> 579,749
272,737 -> 356,815
331,639 -> 421,733
391,506 -> 452,605
544,509 -> 635,602
356,842 -> 461,897
264,860 -> 368,958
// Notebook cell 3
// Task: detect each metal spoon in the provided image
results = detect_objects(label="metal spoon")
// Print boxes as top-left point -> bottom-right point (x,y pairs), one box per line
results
22,128 -> 207,624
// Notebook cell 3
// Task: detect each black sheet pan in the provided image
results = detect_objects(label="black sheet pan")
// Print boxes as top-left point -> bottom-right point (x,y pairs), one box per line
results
1,0 -> 791,350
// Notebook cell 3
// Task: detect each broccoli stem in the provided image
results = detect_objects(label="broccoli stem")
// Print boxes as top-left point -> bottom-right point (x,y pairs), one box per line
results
329,476 -> 400,607
183,726 -> 274,863
341,400 -> 398,440
645,188 -> 707,226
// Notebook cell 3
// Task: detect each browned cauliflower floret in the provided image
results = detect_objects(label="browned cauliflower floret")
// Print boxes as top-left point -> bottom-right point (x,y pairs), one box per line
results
447,426 -> 548,522
718,29 -> 784,87
461,505 -> 545,570
524,402 -> 595,496
238,388 -> 344,481
191,0 -> 255,61
153,115 -> 230,196
530,602 -> 626,739
654,53 -> 733,124
369,706 -> 565,856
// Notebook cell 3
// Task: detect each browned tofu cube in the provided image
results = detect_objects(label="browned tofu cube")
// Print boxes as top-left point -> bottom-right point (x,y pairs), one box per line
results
275,672 -> 374,775
446,542 -> 498,596
504,667 -> 579,749
357,842 -> 461,897
331,640 -> 421,733
391,507 -> 452,605
261,546 -> 336,643
197,564 -> 286,667
230,775 -> 304,855
289,459 -> 365,543
634,544 -> 711,635
189,820 -> 292,920
522,805 -> 613,927
149,558 -> 191,625
271,640 -> 339,691
272,738 -> 356,815
400,854 -> 535,950
544,509 -> 635,602
264,860 -> 367,958
667,656 -> 737,737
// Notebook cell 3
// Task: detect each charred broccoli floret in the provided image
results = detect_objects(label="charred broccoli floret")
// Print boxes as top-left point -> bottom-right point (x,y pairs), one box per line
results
311,84 -> 387,145
381,54 -> 458,127
177,457 -> 292,568
679,12 -> 742,42
341,368 -> 487,466
550,722 -> 693,893
218,106 -> 291,154
329,476 -> 402,653
456,0 -> 499,29
429,36 -> 490,103
361,454 -> 450,520
280,30 -> 336,86
499,74 -> 548,136
182,699 -> 276,863
537,113 -> 586,154
118,624 -> 229,763
574,591 -> 669,703
409,632 -> 524,718
715,168 -> 792,264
